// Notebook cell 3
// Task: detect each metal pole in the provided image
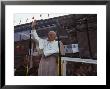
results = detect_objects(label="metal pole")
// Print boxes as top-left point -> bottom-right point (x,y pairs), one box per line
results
29,26 -> 32,69
56,19 -> 62,76
85,17 -> 92,58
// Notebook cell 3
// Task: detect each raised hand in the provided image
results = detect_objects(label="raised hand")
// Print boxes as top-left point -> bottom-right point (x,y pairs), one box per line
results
31,20 -> 37,30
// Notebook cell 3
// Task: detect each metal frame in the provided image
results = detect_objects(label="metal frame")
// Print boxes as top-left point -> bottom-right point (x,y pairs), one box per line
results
1,0 -> 109,88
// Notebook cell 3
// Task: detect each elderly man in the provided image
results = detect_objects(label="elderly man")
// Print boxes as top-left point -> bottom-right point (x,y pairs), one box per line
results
31,20 -> 65,76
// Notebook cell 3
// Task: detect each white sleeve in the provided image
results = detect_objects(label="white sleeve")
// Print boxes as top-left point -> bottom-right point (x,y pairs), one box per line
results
39,39 -> 44,49
31,30 -> 44,49
31,30 -> 40,41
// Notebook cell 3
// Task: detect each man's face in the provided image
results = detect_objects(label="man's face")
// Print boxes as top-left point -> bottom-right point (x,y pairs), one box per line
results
48,31 -> 56,41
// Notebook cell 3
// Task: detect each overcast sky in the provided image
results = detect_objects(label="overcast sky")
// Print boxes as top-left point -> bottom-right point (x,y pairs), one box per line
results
14,13 -> 70,26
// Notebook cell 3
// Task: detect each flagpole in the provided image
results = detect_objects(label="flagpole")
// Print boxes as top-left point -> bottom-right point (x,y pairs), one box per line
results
56,19 -> 62,76
29,19 -> 32,70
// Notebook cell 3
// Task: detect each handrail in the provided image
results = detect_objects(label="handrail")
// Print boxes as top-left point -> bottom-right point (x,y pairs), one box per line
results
61,57 -> 97,64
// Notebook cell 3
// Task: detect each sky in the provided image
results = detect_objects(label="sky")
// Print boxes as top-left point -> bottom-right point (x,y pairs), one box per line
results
14,13 -> 70,26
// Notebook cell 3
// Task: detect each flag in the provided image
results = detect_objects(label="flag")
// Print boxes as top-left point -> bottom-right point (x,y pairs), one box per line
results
40,14 -> 42,17
32,16 -> 34,19
19,20 -> 21,24
26,18 -> 28,22
48,14 -> 49,17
